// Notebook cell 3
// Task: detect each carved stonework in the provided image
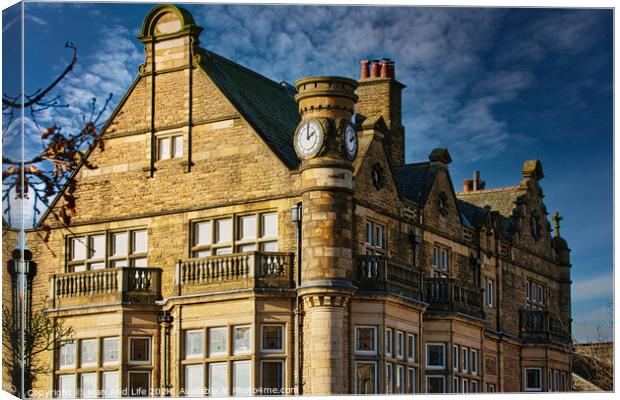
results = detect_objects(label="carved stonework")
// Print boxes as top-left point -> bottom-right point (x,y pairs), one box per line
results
303,294 -> 350,309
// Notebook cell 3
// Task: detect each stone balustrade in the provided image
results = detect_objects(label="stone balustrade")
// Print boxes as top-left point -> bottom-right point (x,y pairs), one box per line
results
354,254 -> 423,300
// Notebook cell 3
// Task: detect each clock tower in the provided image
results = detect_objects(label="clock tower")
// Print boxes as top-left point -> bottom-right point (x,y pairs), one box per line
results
293,76 -> 358,394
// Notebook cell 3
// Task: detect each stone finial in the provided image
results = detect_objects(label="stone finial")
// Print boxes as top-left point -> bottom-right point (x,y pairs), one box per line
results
552,211 -> 563,238
522,160 -> 544,181
428,148 -> 452,165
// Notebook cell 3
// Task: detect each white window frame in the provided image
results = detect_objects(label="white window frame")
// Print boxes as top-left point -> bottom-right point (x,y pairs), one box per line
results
462,346 -> 468,373
102,371 -> 120,398
156,133 -> 183,161
208,362 -> 229,397
102,337 -> 119,366
471,349 -> 478,375
232,360 -> 252,396
471,380 -> 479,392
58,374 -> 76,398
486,279 -> 494,308
261,324 -> 285,353
128,337 -> 151,365
462,378 -> 469,393
407,334 -> 416,362
233,325 -> 252,355
184,363 -> 204,397
59,342 -> 76,370
385,328 -> 393,358
385,363 -> 393,394
453,344 -> 459,371
453,376 -> 459,393
487,383 -> 496,392
80,338 -> 97,368
396,331 -> 404,360
80,372 -> 97,398
425,375 -> 446,394
185,329 -> 204,359
524,367 -> 543,392
425,343 -> 446,370
355,326 -> 377,356
208,326 -> 228,357
407,367 -> 416,394
354,361 -> 378,395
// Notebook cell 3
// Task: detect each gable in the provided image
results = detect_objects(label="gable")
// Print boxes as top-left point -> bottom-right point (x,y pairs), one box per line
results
423,166 -> 463,237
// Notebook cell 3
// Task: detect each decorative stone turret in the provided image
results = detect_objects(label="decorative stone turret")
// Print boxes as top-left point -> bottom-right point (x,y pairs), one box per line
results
293,76 -> 358,394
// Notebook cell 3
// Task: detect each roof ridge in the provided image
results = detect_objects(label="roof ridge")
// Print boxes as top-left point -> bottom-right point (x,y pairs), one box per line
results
456,185 -> 520,195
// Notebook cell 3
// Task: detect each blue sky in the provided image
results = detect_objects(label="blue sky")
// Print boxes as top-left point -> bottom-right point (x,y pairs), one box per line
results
2,1 -> 613,342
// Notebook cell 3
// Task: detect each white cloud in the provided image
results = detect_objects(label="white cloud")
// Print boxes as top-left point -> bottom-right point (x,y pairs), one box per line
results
572,273 -> 614,302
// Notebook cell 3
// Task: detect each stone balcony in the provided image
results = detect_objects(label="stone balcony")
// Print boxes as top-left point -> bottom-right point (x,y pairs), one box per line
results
354,254 -> 423,301
424,277 -> 484,319
175,251 -> 295,296
49,267 -> 162,309
519,309 -> 571,344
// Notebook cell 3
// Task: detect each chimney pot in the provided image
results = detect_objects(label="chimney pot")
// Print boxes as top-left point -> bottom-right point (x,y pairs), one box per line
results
360,60 -> 370,80
370,60 -> 380,78
380,60 -> 389,78
463,179 -> 473,192
388,60 -> 395,79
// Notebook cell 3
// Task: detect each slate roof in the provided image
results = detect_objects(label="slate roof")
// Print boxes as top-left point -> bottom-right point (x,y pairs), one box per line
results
456,186 -> 521,219
392,162 -> 440,205
457,199 -> 490,228
198,49 -> 301,169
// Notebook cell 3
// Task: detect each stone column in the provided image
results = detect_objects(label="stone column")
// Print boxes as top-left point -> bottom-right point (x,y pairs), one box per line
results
293,76 -> 358,394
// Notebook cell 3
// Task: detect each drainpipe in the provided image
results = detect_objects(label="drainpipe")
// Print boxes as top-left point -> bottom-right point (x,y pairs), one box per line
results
292,203 -> 303,395
158,312 -> 173,396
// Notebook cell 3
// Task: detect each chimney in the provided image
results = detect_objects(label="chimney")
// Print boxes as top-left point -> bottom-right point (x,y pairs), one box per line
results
387,60 -> 395,79
370,60 -> 380,78
462,179 -> 473,192
360,60 -> 370,80
473,171 -> 480,191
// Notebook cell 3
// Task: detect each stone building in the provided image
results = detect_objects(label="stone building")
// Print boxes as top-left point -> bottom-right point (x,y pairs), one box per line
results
9,4 -> 572,397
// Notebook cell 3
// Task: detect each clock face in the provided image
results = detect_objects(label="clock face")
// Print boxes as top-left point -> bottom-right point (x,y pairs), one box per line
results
344,123 -> 358,160
295,120 -> 324,159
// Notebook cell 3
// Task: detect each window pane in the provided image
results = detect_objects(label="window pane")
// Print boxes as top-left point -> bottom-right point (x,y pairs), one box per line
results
158,137 -> 171,160
427,376 -> 445,393
532,283 -> 537,301
72,237 -> 86,260
60,342 -> 75,368
130,338 -> 150,363
462,348 -> 468,371
209,327 -> 227,356
233,361 -> 252,396
173,136 -> 183,158
396,365 -> 404,393
112,260 -> 128,268
526,368 -> 541,390
261,213 -> 278,237
102,372 -> 119,398
408,335 -> 415,361
356,362 -> 376,394
441,250 -> 448,270
81,373 -> 97,398
216,219 -> 232,243
356,327 -> 375,353
385,364 -> 393,393
186,330 -> 204,358
89,235 -> 105,259
375,226 -> 384,248
366,223 -> 372,244
129,372 -> 150,397
196,221 -> 212,246
215,247 -> 232,255
240,215 -> 257,240
209,363 -> 228,397
262,325 -> 283,351
73,265 -> 86,273
132,230 -> 147,253
426,344 -> 444,367
58,375 -> 76,399
261,241 -> 278,252
261,361 -> 283,395
112,232 -> 128,256
185,364 -> 203,397
238,243 -> 256,253
196,250 -> 210,258
408,368 -> 416,393
132,258 -> 147,268
396,331 -> 404,358
234,326 -> 251,354
385,329 -> 392,355
80,339 -> 97,367
103,337 -> 119,365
